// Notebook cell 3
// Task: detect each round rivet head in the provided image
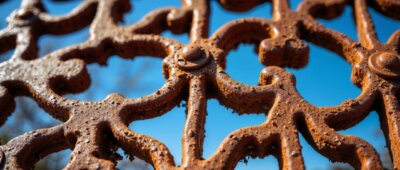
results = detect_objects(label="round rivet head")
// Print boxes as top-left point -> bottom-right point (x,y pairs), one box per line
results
182,45 -> 203,61
175,44 -> 210,71
368,52 -> 400,79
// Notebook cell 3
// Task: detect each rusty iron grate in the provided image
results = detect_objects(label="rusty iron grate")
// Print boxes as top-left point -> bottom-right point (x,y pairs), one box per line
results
0,0 -> 400,169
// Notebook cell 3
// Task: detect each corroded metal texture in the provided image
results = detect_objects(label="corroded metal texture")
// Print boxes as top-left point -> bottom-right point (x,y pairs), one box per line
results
0,0 -> 399,169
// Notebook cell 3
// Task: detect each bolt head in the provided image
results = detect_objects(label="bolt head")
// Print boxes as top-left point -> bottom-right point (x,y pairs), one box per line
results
175,44 -> 210,71
376,52 -> 400,72
181,45 -> 203,61
368,52 -> 400,79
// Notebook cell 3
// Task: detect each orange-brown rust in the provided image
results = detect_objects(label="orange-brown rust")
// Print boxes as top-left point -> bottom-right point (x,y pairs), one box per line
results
0,0 -> 399,169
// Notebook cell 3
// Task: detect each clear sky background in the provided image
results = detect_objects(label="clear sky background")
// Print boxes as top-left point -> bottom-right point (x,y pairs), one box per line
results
1,0 -> 400,170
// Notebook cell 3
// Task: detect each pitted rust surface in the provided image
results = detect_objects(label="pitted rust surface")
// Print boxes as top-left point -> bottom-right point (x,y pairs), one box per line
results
0,0 -> 399,169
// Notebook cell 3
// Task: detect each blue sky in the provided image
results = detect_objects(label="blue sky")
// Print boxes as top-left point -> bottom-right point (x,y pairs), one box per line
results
1,0 -> 399,169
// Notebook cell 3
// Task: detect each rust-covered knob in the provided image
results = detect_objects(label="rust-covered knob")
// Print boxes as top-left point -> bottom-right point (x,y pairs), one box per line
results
175,44 -> 210,71
368,52 -> 400,79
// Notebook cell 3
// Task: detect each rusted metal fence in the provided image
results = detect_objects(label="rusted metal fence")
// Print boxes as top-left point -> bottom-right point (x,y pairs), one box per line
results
0,0 -> 399,169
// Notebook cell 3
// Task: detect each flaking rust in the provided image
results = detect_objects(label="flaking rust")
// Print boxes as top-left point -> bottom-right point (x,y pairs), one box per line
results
0,0 -> 399,169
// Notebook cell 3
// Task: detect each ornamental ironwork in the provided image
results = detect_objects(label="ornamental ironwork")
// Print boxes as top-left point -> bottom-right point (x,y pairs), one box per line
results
0,0 -> 399,169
